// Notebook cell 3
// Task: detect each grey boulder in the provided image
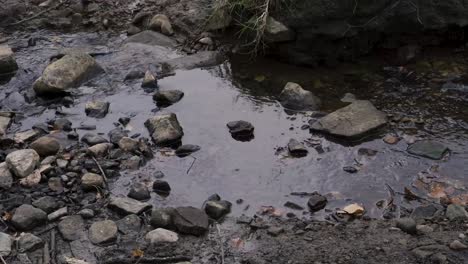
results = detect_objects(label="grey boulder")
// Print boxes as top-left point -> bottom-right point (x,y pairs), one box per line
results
11,204 -> 47,230
173,207 -> 209,236
6,149 -> 40,178
310,100 -> 387,138
30,136 -> 61,157
89,220 -> 118,245
153,90 -> 184,107
85,101 -> 110,118
33,53 -> 102,95
108,196 -> 152,215
288,139 -> 308,157
279,82 -> 321,111
145,113 -> 184,146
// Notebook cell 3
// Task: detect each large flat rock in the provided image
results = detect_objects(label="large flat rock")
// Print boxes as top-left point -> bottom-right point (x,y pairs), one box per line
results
108,197 -> 152,215
310,100 -> 387,138
33,53 -> 102,95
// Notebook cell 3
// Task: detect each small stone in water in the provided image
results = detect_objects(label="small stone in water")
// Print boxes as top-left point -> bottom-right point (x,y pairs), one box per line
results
343,166 -> 358,173
153,180 -> 171,196
383,134 -> 400,144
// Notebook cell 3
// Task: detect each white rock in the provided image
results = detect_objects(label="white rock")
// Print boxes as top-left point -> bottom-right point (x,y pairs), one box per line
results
145,228 -> 179,244
6,149 -> 40,178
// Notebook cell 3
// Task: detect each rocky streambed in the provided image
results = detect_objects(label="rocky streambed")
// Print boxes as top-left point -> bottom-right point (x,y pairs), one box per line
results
1,2 -> 468,264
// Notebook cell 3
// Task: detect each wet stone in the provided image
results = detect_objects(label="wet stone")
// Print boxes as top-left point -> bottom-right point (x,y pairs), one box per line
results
118,117 -> 131,126
341,93 -> 357,103
33,53 -> 102,95
30,136 -> 60,157
58,215 -> 85,241
407,140 -> 449,160
284,201 -> 304,210
108,196 -> 152,215
85,101 -> 110,118
279,82 -> 321,111
449,240 -> 468,250
149,14 -> 174,36
118,137 -> 139,152
310,100 -> 387,138
446,204 -> 468,221
82,133 -> 108,146
383,134 -> 400,145
32,196 -> 59,213
124,70 -> 144,81
150,208 -> 174,228
204,200 -> 232,220
288,139 -> 308,157
162,51 -> 225,70
78,209 -> 95,219
153,90 -> 184,107
88,143 -> 112,157
145,228 -> 178,244
173,207 -> 209,236
48,207 -> 68,221
128,182 -> 151,201
81,173 -> 104,191
12,204 -> 47,231
17,233 -> 43,253
343,166 -> 358,173
145,113 -> 184,146
6,149 -> 40,178
265,17 -> 294,43
175,144 -> 201,157
53,118 -> 72,131
0,45 -> 18,79
227,120 -> 254,141
0,162 -> 13,189
117,214 -> 141,234
89,220 -> 118,245
0,232 -> 12,257
411,204 -> 442,220
48,177 -> 64,192
108,127 -> 129,145
153,180 -> 171,195
125,30 -> 177,48
142,70 -> 158,89
307,193 -> 327,212
396,218 -> 417,235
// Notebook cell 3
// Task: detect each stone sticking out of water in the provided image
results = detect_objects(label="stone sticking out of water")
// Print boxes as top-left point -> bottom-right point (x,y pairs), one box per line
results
407,140 -> 449,160
279,82 -> 321,111
265,17 -> 295,43
85,101 -> 110,118
288,139 -> 308,157
310,100 -> 387,139
175,144 -> 200,157
108,196 -> 152,215
173,207 -> 209,236
142,70 -> 158,89
153,90 -> 184,107
33,53 -> 102,95
227,120 -> 254,142
162,51 -> 225,70
307,193 -> 327,212
0,45 -> 18,80
204,200 -> 232,220
145,113 -> 184,146
149,14 -> 174,36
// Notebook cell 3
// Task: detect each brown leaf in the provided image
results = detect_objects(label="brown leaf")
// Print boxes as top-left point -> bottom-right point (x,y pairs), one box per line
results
132,249 -> 144,258
2,212 -> 12,221
342,204 -> 365,216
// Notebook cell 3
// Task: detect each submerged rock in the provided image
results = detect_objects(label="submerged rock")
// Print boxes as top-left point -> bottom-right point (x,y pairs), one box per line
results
227,121 -> 254,141
11,204 -> 47,230
310,100 -> 387,138
125,30 -> 177,48
145,228 -> 178,244
407,140 -> 449,160
89,220 -> 118,245
128,182 -> 151,201
30,136 -> 60,157
205,200 -> 232,220
173,207 -> 209,236
265,17 -> 294,43
145,113 -> 184,146
288,139 -> 308,157
108,197 -> 152,215
279,82 -> 321,111
33,53 -> 102,95
153,90 -> 184,107
307,193 -> 327,212
162,51 -> 226,70
149,14 -> 174,36
6,149 -> 40,178
85,101 -> 110,118
0,45 -> 18,80
175,144 -> 201,157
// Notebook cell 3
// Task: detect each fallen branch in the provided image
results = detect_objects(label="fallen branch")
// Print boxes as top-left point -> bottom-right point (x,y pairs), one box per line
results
186,156 -> 197,174
0,255 -> 6,264
8,0 -> 69,26
92,157 -> 109,185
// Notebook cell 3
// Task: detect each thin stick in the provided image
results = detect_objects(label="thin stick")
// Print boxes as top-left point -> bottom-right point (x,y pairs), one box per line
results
0,255 -> 6,264
216,224 -> 225,264
8,0 -> 68,26
186,156 -> 197,174
92,157 -> 109,185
